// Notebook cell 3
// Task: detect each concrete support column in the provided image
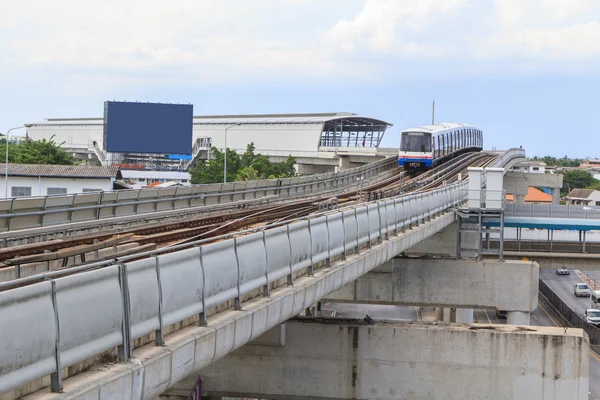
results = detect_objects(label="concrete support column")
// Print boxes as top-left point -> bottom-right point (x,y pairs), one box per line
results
552,188 -> 561,204
507,311 -> 530,326
435,307 -> 444,321
515,194 -> 526,204
455,308 -> 474,324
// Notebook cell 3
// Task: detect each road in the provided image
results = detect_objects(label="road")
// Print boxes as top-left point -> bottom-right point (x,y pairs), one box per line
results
540,269 -> 600,400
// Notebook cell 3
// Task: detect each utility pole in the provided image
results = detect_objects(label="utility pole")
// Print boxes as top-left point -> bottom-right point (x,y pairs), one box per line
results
432,100 -> 435,125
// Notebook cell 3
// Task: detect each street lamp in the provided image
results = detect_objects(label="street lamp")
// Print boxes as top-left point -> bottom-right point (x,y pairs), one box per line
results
223,123 -> 242,183
3,126 -> 25,198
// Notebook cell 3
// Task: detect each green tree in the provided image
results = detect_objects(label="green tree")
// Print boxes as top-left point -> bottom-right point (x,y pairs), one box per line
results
189,142 -> 296,184
0,135 -> 75,165
189,148 -> 227,184
240,143 -> 256,169
560,170 -> 596,195
587,179 -> 600,191
236,165 -> 261,181
530,155 -> 581,167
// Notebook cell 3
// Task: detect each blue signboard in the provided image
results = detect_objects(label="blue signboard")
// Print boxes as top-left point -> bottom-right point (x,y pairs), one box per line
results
104,101 -> 193,154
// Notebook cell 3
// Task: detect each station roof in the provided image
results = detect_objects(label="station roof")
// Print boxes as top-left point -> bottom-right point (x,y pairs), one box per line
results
26,113 -> 393,128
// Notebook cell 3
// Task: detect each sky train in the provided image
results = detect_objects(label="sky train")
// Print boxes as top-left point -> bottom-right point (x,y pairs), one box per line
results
398,122 -> 483,172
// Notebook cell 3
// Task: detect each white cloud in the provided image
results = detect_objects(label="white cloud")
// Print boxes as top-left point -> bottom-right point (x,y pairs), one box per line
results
1,0 -> 600,88
480,0 -> 600,60
324,0 -> 467,54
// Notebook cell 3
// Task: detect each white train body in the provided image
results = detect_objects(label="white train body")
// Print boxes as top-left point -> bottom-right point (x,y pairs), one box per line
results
398,122 -> 483,171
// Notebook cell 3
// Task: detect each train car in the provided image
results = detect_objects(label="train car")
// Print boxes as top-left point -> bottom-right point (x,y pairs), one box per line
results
398,122 -> 483,172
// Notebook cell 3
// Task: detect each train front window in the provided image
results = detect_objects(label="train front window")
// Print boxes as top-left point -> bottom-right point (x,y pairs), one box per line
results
400,132 -> 432,152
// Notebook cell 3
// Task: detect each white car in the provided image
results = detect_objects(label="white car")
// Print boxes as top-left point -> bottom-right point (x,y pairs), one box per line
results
574,283 -> 591,297
585,309 -> 600,326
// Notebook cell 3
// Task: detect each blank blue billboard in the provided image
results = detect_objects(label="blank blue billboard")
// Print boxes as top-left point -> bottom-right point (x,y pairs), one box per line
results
103,101 -> 193,154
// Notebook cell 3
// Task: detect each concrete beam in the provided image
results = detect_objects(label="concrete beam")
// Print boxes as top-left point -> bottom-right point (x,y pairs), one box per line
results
325,257 -> 539,312
504,171 -> 563,196
198,320 -> 589,400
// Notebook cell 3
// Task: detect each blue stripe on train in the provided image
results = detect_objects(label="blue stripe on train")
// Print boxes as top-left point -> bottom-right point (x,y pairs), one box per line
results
398,158 -> 433,167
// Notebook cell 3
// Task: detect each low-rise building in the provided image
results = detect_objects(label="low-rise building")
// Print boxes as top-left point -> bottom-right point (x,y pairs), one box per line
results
120,170 -> 191,189
512,161 -> 546,174
2,164 -> 122,198
565,189 -> 600,206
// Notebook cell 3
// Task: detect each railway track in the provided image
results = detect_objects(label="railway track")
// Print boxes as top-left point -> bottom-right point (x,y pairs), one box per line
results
0,151 -> 500,272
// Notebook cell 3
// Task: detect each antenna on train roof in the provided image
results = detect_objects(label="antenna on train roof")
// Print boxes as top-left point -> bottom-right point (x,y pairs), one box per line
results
431,100 -> 435,125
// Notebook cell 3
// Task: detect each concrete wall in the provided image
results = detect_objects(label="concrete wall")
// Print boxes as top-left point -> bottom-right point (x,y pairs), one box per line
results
2,176 -> 112,197
325,258 -> 539,312
198,320 -> 589,400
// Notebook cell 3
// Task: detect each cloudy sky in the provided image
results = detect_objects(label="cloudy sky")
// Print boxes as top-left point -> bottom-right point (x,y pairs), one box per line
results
1,0 -> 599,157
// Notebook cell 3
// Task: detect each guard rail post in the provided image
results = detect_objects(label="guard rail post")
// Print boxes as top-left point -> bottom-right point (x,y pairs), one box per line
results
261,230 -> 270,297
50,280 -> 63,393
153,257 -> 165,346
286,225 -> 294,286
233,238 -> 242,311
117,262 -> 132,362
197,246 -> 208,326
306,218 -> 314,276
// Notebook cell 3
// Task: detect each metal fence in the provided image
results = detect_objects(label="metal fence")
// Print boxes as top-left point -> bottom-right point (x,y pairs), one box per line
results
0,157 -> 398,234
0,181 -> 467,394
539,279 -> 600,344
488,240 -> 600,254
505,203 -> 600,220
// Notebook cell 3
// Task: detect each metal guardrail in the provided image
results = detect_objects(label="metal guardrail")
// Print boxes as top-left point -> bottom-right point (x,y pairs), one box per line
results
539,279 -> 600,344
0,181 -> 467,394
487,240 -> 600,254
505,203 -> 600,220
0,157 -> 398,234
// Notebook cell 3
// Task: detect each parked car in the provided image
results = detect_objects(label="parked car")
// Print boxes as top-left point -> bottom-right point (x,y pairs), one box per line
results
556,268 -> 570,275
585,309 -> 600,326
574,283 -> 591,297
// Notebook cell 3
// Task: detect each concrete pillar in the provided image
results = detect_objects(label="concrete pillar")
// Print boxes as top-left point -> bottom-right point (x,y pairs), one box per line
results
515,194 -> 525,204
552,188 -> 561,204
507,311 -> 530,326
435,307 -> 444,321
455,308 -> 474,324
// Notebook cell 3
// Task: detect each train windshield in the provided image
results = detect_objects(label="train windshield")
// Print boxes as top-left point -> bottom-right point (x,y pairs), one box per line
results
400,132 -> 431,152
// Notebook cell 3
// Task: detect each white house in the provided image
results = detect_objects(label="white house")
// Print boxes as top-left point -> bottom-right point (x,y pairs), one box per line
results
565,189 -> 600,206
2,164 -> 122,198
511,161 -> 546,174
